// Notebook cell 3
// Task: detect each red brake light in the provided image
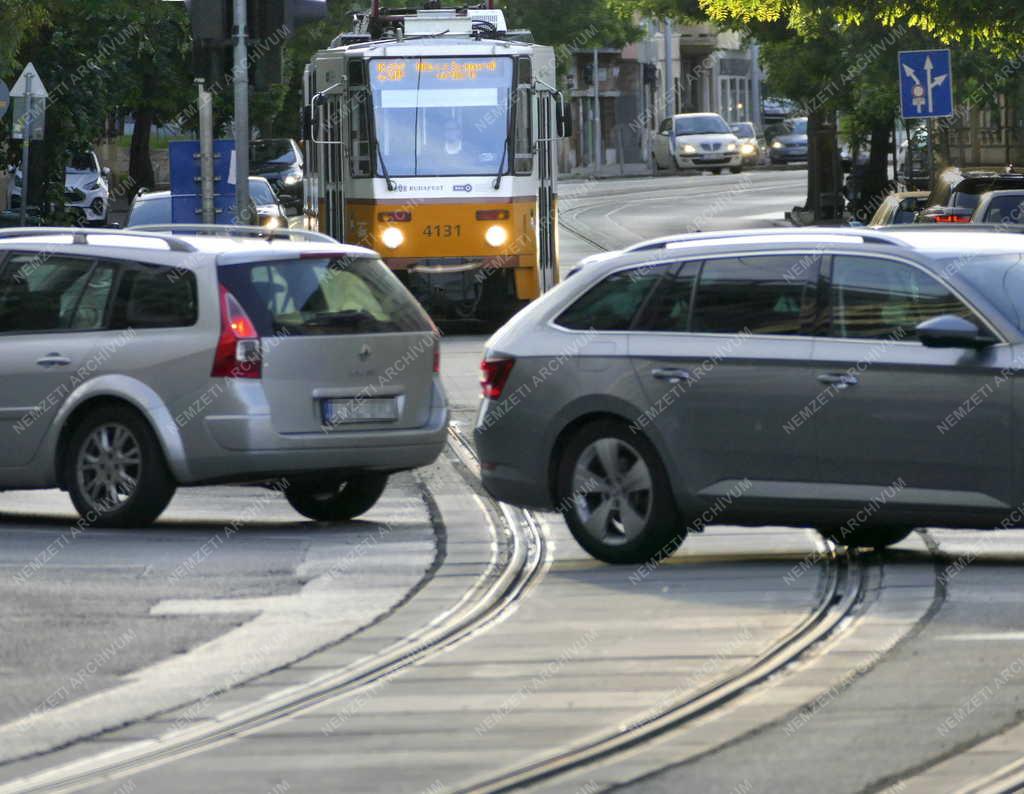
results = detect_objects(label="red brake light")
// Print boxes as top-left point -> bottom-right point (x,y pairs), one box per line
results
481,358 -> 515,399
934,214 -> 971,223
433,343 -> 441,374
212,285 -> 262,379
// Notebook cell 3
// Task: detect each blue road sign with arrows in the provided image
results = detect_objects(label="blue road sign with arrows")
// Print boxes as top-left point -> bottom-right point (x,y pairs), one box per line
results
899,49 -> 953,119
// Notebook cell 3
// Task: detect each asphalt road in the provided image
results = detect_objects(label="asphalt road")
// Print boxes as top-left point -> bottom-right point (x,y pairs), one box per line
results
6,169 -> 1024,794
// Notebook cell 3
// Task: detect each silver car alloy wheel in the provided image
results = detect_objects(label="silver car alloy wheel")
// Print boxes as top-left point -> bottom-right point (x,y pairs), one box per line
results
571,437 -> 653,545
75,422 -> 142,513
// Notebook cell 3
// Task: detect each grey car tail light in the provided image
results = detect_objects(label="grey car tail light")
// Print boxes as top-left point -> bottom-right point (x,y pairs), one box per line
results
212,285 -> 262,379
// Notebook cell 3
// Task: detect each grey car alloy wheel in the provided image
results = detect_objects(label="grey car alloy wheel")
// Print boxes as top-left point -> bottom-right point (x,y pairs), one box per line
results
571,437 -> 654,546
75,422 -> 142,513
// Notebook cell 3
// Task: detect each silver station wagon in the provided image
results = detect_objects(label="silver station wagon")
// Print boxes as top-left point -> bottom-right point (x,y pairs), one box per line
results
0,226 -> 447,527
476,228 -> 1024,564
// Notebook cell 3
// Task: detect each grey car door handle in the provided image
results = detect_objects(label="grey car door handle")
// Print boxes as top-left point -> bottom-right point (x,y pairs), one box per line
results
36,353 -> 71,368
817,372 -> 858,389
651,367 -> 692,384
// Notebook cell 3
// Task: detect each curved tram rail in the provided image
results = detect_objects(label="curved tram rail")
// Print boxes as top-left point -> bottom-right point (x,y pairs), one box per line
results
0,428 -> 546,794
457,545 -> 862,793
1,429 -> 864,794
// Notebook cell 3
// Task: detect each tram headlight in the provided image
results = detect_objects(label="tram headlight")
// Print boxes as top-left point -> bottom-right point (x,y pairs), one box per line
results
381,226 -> 405,249
485,225 -> 509,248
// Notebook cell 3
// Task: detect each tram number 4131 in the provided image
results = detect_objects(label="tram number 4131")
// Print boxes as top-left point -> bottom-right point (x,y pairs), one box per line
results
423,224 -> 461,238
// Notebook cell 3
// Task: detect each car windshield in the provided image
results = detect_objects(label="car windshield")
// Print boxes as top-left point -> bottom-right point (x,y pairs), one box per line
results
730,122 -> 755,137
786,118 -> 808,134
248,179 -> 276,205
66,153 -> 97,173
251,141 -> 296,167
218,256 -> 434,336
953,253 -> 1024,330
370,56 -> 514,177
126,196 -> 171,227
674,116 -> 730,135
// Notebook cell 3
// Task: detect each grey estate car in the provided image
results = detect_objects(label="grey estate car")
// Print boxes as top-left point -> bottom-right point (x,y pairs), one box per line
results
0,226 -> 447,527
475,227 -> 1024,564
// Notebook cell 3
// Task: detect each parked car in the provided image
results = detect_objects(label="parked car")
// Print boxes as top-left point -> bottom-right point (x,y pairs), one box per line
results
0,226 -> 447,527
971,189 -> 1024,225
652,113 -> 742,174
475,227 -> 1024,564
10,151 -> 110,225
125,177 -> 287,229
917,168 -> 1024,223
729,121 -> 764,166
865,190 -> 930,226
250,138 -> 303,214
767,117 -> 808,164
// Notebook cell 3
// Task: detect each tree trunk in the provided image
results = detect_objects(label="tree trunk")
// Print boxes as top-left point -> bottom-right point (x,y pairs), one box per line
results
855,119 -> 893,219
129,105 -> 155,190
805,109 -> 843,222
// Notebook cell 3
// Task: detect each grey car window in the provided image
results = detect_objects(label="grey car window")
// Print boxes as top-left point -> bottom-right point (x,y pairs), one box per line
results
556,266 -> 665,331
830,255 -> 979,340
109,264 -> 197,329
690,255 -> 809,336
635,262 -> 700,332
0,254 -> 113,333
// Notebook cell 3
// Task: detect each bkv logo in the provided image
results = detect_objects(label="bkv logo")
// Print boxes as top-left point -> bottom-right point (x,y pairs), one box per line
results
453,184 -> 473,193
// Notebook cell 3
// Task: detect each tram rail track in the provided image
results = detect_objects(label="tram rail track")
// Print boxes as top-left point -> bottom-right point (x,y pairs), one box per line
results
0,427 -> 547,794
456,543 -> 862,793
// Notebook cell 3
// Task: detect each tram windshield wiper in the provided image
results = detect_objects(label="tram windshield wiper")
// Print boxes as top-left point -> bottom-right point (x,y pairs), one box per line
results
493,106 -> 515,189
376,147 -> 396,192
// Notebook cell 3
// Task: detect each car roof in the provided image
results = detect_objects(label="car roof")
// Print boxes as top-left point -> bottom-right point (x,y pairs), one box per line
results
580,227 -> 1024,278
135,177 -> 271,203
0,227 -> 376,264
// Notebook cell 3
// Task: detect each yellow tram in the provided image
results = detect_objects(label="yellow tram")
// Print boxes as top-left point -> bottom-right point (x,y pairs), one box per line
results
302,3 -> 568,321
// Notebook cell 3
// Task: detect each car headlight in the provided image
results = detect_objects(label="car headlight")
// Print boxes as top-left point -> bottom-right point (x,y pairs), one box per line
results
771,140 -> 784,149
380,227 -> 405,249
485,225 -> 509,248
283,174 -> 301,186
85,180 -> 101,191
741,143 -> 756,154
725,142 -> 737,152
262,215 -> 282,230
680,143 -> 698,155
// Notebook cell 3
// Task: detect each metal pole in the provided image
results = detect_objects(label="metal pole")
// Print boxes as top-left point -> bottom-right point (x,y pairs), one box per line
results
18,73 -> 31,226
198,81 -> 216,224
926,117 -> 934,191
663,20 -> 673,117
233,0 -> 250,225
592,49 -> 601,175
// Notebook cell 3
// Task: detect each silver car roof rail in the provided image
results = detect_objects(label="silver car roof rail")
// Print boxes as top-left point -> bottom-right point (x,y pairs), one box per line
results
626,228 -> 914,252
132,224 -> 339,245
0,227 -> 198,253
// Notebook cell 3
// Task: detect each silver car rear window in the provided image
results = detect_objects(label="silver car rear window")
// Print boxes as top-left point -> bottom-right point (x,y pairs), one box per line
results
218,255 -> 433,336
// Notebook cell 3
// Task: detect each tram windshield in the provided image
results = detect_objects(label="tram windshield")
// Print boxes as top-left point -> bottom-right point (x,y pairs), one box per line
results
369,57 -> 514,178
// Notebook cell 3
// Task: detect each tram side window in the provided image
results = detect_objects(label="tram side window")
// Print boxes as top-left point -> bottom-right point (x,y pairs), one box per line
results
349,62 -> 372,177
513,58 -> 533,175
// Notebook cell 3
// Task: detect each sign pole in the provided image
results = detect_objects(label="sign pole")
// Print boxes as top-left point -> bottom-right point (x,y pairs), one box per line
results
197,80 -> 216,224
926,117 -> 934,191
18,72 -> 31,226
233,0 -> 250,225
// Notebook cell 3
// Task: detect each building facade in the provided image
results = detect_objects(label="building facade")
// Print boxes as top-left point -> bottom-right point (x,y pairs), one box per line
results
566,20 -> 764,174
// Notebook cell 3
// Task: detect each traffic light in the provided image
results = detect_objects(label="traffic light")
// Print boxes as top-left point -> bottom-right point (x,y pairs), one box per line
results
185,0 -> 327,88
186,0 -> 232,85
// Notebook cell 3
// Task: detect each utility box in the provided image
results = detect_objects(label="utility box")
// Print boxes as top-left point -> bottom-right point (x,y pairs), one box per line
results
0,172 -> 9,210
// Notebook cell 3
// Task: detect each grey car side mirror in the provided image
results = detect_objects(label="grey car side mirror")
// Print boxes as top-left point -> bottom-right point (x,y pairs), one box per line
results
916,314 -> 997,349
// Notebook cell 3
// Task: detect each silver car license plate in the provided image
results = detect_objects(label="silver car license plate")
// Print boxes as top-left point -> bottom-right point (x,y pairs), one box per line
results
321,397 -> 398,426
